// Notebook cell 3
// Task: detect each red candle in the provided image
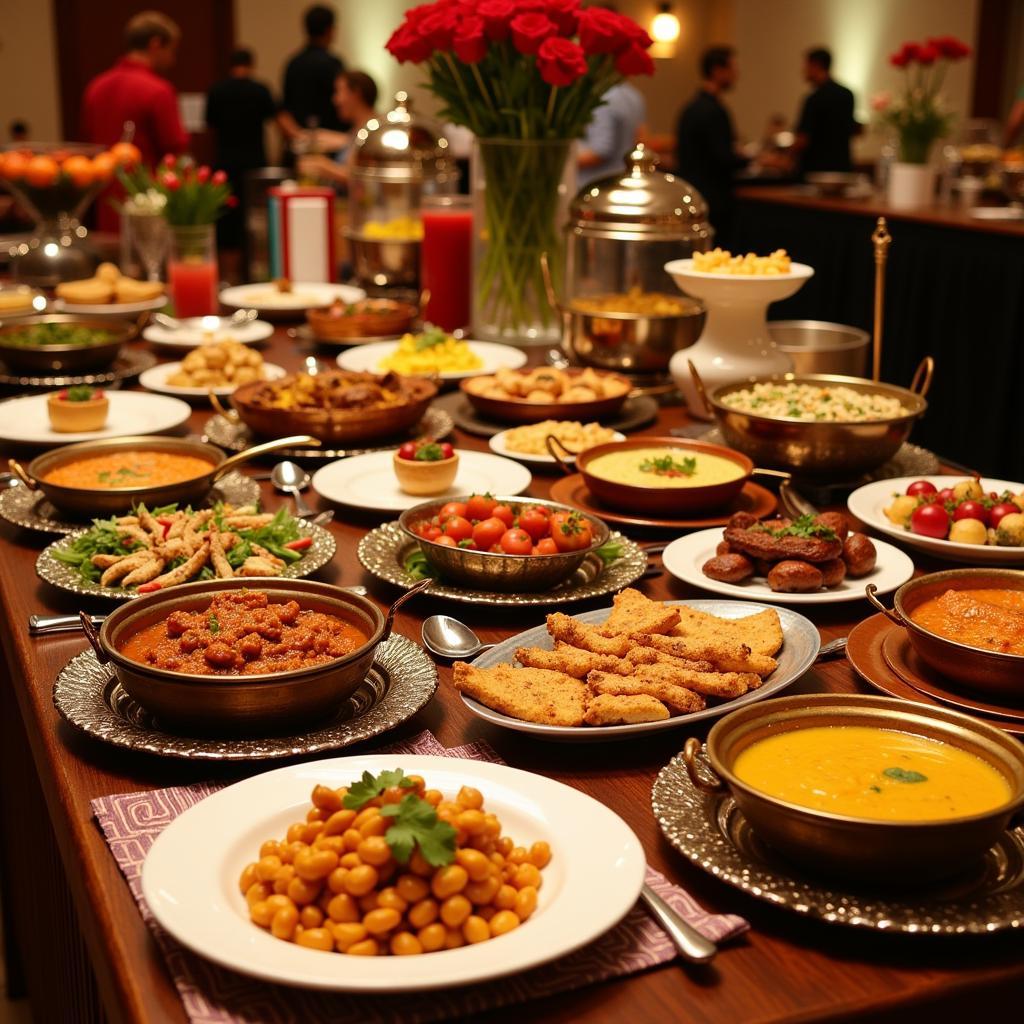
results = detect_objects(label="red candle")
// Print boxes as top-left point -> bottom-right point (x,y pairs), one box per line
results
421,197 -> 472,332
168,259 -> 219,318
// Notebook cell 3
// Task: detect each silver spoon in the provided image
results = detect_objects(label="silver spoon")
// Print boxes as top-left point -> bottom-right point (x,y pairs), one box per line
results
421,615 -> 495,659
271,460 -> 315,518
154,308 -> 257,331
639,883 -> 717,964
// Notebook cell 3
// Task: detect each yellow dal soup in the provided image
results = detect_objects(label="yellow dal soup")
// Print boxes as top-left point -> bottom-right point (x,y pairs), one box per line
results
586,447 -> 743,489
732,725 -> 1011,822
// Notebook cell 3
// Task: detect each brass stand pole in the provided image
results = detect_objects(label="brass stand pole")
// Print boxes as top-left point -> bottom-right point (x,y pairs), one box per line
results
871,217 -> 892,382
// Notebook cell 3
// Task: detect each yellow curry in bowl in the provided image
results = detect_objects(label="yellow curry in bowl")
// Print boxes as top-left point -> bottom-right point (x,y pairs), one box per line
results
733,725 -> 1012,822
585,447 -> 745,490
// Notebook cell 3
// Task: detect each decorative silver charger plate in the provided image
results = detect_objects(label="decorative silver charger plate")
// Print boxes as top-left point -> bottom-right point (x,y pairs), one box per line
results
358,520 -> 647,606
52,635 -> 437,761
202,406 -> 454,461
652,750 -> 1024,934
0,348 -> 156,388
36,520 -> 336,600
0,471 -> 261,536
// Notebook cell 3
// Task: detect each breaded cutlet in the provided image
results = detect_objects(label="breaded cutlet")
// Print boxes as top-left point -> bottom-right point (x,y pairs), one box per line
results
672,606 -> 783,658
631,662 -> 758,699
587,670 -> 706,714
599,588 -> 680,637
624,647 -> 715,674
584,693 -> 669,726
453,662 -> 587,727
514,644 -> 631,678
546,613 -> 630,657
633,633 -> 777,676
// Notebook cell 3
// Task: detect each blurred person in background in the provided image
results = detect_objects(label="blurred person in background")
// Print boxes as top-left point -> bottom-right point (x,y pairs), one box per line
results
277,5 -> 347,162
206,48 -> 276,248
675,46 -> 748,246
578,80 -> 646,187
791,47 -> 858,177
297,71 -> 378,188
81,11 -> 189,232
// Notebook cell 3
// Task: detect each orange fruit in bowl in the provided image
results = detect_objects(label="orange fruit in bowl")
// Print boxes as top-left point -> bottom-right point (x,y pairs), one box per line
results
24,154 -> 59,187
62,154 -> 95,188
2,151 -> 29,180
110,142 -> 142,168
91,151 -> 118,183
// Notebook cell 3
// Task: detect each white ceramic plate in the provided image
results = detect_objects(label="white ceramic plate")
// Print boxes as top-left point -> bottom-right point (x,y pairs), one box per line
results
489,428 -> 626,465
969,206 -> 1024,220
848,475 -> 1024,565
142,317 -> 274,348
219,282 -> 365,313
0,391 -> 192,445
53,294 -> 168,316
462,599 -> 820,742
660,528 -> 914,604
336,339 -> 527,380
139,361 -> 288,398
312,450 -> 532,512
142,753 -> 645,992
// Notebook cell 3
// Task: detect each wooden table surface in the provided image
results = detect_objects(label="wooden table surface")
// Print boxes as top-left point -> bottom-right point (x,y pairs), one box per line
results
2,327 -> 1023,1024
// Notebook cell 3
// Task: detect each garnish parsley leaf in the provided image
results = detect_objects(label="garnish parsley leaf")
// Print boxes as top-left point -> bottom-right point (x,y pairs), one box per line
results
208,613 -> 220,634
883,767 -> 928,784
342,768 -> 416,810
381,793 -> 457,866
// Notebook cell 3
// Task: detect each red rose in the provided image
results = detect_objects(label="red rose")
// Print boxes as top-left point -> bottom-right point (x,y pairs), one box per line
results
161,173 -> 180,191
386,23 -> 432,63
419,7 -> 459,50
889,42 -> 920,68
454,15 -> 488,63
577,6 -> 628,54
536,36 -> 588,87
226,195 -> 239,208
615,41 -> 654,77
916,44 -> 938,65
161,153 -> 176,168
510,12 -> 557,54
211,169 -> 227,186
196,165 -> 211,183
928,35 -> 970,60
478,0 -> 516,40
544,0 -> 580,35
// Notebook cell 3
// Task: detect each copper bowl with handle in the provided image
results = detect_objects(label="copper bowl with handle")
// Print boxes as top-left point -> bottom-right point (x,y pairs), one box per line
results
80,577 -> 431,733
9,433 -> 320,517
866,569 -> 1024,701
0,313 -> 137,372
682,693 -> 1024,882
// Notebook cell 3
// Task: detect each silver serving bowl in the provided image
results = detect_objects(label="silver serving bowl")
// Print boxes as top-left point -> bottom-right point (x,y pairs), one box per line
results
346,232 -> 420,292
769,320 -> 869,378
399,495 -> 610,592
0,313 -> 135,372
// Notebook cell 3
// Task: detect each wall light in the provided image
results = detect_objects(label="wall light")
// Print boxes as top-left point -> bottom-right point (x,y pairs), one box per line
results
650,2 -> 681,59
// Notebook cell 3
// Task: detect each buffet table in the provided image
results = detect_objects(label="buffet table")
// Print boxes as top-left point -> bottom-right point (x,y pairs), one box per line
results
734,185 -> 1024,481
2,327 -> 1024,1024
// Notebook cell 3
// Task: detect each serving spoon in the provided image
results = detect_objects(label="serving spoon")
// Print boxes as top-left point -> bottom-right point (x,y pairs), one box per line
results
271,460 -> 315,518
421,615 -> 495,659
154,308 -> 257,331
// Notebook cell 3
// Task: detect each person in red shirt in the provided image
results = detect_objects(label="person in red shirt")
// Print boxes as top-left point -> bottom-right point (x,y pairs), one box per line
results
81,11 -> 189,230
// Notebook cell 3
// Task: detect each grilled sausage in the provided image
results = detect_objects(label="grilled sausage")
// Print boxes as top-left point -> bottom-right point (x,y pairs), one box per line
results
815,512 -> 849,542
727,511 -> 759,530
818,558 -> 847,588
723,526 -> 842,564
702,553 -> 755,583
842,533 -> 877,577
767,560 -> 824,593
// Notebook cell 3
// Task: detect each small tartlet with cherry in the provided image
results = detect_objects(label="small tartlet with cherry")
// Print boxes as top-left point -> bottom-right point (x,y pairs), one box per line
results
393,439 -> 458,496
47,385 -> 109,433
885,478 -> 1024,547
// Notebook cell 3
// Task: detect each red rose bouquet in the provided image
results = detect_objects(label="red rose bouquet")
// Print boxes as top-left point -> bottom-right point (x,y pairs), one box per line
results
879,36 -> 971,163
387,0 -> 654,342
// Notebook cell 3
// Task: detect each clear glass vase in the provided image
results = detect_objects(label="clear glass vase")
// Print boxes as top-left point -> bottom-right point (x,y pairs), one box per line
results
168,224 -> 218,318
471,138 -> 574,346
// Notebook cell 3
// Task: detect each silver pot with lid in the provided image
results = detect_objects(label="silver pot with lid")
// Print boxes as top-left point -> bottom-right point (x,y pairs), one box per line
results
547,144 -> 711,375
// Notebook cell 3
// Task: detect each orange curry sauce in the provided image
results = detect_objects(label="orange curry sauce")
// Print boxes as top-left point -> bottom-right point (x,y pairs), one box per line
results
910,588 -> 1024,656
44,450 -> 214,490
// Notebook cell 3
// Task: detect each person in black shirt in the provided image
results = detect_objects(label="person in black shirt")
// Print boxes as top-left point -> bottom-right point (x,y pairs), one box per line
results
793,48 -> 858,177
278,4 -> 346,158
205,48 -> 275,249
675,46 -> 748,246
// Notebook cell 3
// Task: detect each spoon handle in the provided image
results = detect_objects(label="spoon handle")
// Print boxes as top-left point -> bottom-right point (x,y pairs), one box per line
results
289,486 -> 314,518
639,883 -> 717,964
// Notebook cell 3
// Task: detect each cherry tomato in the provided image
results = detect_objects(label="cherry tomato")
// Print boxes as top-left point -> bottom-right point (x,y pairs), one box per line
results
472,517 -> 507,550
906,480 -> 937,498
439,502 -> 468,521
952,500 -> 988,523
465,493 -> 498,522
499,528 -> 533,555
910,502 -> 949,539
442,515 -> 474,542
491,503 -> 515,528
439,442 -> 454,459
535,537 -> 559,555
989,502 -> 1019,529
421,525 -> 442,541
549,510 -> 594,552
397,442 -> 418,460
936,487 -> 955,504
433,535 -> 457,547
518,507 -> 551,541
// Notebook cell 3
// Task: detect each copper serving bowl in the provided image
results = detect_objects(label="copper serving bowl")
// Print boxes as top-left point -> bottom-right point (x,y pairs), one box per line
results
867,569 -> 1024,701
10,433 -> 318,517
399,495 -> 610,592
0,313 -> 136,372
695,358 -> 932,479
231,372 -> 437,444
80,577 -> 430,733
564,436 -> 756,516
460,369 -> 632,425
306,300 -> 418,341
683,693 -> 1024,881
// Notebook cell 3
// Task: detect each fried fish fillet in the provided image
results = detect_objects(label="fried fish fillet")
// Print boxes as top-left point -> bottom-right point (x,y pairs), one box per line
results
631,661 -> 758,699
587,670 -> 706,714
514,644 -> 632,679
599,588 -> 680,638
633,633 -> 777,676
672,606 -> 783,658
452,662 -> 587,727
624,647 -> 716,674
546,613 -> 630,657
584,693 -> 669,726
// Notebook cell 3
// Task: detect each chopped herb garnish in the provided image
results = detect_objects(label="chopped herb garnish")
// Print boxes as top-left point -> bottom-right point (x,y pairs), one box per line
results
752,513 -> 837,541
208,613 -> 220,634
65,384 -> 97,402
342,768 -> 416,810
380,793 -> 457,867
640,454 -> 697,478
413,442 -> 445,462
413,325 -> 449,351
883,767 -> 928,784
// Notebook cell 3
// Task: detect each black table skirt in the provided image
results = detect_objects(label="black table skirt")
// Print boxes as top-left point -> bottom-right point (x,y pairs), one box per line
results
735,197 -> 1024,479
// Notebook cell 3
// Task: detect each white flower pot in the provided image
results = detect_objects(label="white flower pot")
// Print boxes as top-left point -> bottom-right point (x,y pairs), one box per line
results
887,162 -> 935,209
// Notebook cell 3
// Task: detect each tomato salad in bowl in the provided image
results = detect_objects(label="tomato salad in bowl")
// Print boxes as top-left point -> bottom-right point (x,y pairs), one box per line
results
398,494 -> 612,592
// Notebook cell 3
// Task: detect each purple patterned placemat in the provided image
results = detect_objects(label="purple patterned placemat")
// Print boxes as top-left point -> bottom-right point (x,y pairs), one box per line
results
92,730 -> 748,1023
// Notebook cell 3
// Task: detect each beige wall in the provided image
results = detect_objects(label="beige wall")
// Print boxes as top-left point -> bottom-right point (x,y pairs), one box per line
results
0,0 -> 62,140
